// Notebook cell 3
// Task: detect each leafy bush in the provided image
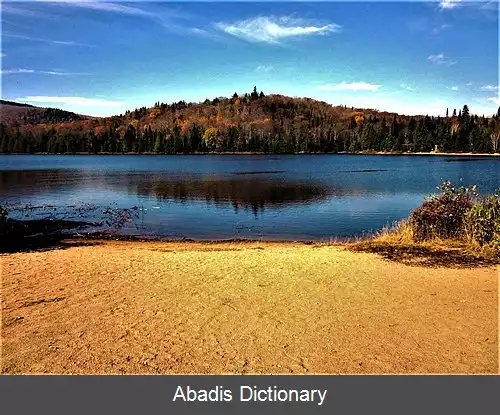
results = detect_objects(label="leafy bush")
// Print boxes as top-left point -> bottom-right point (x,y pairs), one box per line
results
464,195 -> 500,247
408,181 -> 476,241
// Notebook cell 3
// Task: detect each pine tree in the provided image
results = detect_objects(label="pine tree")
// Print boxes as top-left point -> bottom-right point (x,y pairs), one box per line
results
462,105 -> 470,119
153,133 -> 163,153
251,86 -> 259,100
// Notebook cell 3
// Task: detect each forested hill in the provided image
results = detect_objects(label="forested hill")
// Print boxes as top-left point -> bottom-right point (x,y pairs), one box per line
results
0,100 -> 34,108
0,100 -> 88,127
1,88 -> 500,154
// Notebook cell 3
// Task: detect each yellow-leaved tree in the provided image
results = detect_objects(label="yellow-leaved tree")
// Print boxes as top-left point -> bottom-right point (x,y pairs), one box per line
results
203,127 -> 218,151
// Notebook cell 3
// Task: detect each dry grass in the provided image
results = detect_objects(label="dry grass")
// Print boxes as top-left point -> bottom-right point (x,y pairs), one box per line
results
1,239 -> 498,374
350,220 -> 500,268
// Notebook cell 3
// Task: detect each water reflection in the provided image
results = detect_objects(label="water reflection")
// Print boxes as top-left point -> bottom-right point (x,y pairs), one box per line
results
0,169 -> 367,214
135,178 -> 336,214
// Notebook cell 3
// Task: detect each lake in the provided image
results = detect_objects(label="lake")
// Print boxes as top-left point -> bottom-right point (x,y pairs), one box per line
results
0,154 -> 499,241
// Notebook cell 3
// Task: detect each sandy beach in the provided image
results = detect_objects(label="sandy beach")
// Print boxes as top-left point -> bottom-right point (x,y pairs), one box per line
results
1,240 -> 498,374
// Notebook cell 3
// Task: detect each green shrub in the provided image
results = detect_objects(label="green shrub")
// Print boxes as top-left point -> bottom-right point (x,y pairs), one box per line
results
464,195 -> 500,247
408,181 -> 476,242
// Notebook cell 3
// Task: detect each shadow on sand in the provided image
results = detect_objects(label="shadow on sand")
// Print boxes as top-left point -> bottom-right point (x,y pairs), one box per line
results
0,219 -> 102,253
349,241 -> 499,268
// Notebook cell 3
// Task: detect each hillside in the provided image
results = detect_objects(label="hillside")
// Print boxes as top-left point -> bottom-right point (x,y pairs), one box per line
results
0,100 -> 88,127
1,88 -> 499,154
0,100 -> 34,108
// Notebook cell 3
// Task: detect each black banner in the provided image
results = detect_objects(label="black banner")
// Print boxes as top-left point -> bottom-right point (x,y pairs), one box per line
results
1,375 -> 499,414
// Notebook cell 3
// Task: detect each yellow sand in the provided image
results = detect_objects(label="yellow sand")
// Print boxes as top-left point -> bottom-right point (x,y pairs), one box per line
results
1,240 -> 498,374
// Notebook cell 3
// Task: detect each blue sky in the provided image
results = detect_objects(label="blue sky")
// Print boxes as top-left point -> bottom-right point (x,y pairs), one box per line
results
1,0 -> 498,116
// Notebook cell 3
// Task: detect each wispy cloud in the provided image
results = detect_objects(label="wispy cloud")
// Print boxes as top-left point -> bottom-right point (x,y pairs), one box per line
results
190,27 -> 224,41
3,33 -> 94,47
481,85 -> 499,91
50,1 -> 158,19
400,83 -> 416,91
432,23 -> 452,34
487,97 -> 500,105
479,1 -> 500,12
48,1 -> 190,29
317,82 -> 381,92
1,53 -> 6,58
328,94 -> 451,116
0,69 -> 35,75
438,0 -> 497,20
191,28 -> 210,36
427,53 -> 457,66
255,65 -> 274,73
439,0 -> 462,10
450,86 -> 459,91
1,68 -> 89,76
216,16 -> 341,44
1,3 -> 55,19
15,96 -> 125,108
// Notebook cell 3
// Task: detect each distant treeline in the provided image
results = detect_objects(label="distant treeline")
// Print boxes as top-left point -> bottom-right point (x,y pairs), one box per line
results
1,88 -> 500,154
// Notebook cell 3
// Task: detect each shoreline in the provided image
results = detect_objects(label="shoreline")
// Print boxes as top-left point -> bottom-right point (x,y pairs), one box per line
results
1,151 -> 500,157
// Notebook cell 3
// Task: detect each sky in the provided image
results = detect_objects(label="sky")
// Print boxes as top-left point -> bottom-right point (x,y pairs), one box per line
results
0,0 -> 498,117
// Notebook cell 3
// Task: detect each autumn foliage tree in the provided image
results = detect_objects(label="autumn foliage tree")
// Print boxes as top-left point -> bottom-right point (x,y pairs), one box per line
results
1,87 -> 499,154
203,127 -> 218,151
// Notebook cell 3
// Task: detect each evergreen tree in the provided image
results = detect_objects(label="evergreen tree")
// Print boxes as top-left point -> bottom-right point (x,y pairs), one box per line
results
251,86 -> 259,100
462,105 -> 470,119
153,133 -> 164,153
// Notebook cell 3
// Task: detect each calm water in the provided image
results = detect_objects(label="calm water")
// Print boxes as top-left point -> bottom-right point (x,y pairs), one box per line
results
1,154 -> 499,241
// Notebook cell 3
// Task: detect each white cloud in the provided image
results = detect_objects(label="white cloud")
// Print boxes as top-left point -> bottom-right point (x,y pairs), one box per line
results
256,65 -> 274,73
3,33 -> 93,47
1,3 -> 54,18
191,28 -> 209,36
327,94 -> 496,116
15,96 -> 124,108
35,1 -> 190,31
432,23 -> 452,34
427,53 -> 457,66
216,16 -> 341,44
481,85 -> 499,91
328,95 -> 449,116
439,0 -> 462,10
487,97 -> 500,105
48,1 -> 156,18
451,86 -> 459,91
189,28 -> 224,41
1,68 -> 88,76
317,82 -> 381,92
1,69 -> 35,75
400,83 -> 416,91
